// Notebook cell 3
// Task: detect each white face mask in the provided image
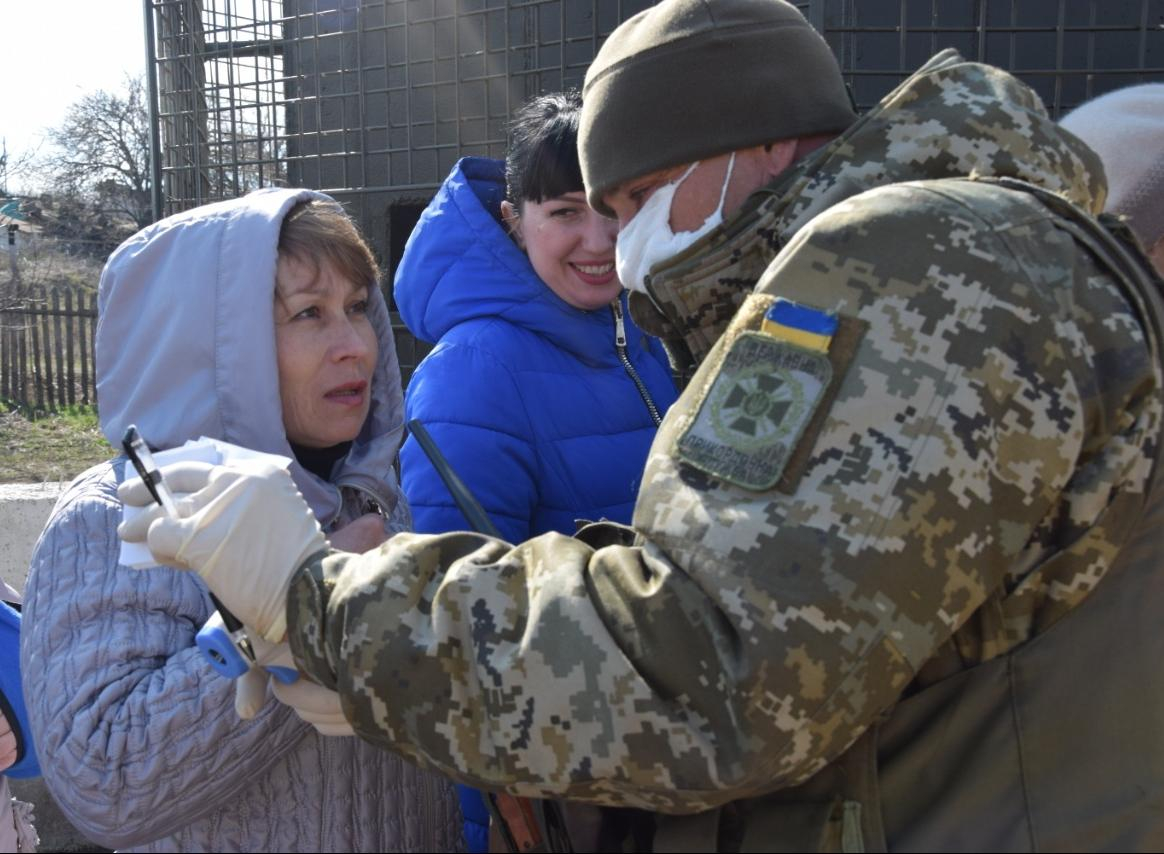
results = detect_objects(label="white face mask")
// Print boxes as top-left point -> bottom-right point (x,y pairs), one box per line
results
615,152 -> 736,295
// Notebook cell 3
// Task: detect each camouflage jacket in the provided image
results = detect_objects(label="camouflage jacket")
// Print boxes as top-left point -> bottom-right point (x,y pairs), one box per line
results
287,50 -> 1164,840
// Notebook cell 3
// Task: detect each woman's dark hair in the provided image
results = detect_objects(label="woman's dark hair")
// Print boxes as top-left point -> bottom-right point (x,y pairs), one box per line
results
505,91 -> 584,206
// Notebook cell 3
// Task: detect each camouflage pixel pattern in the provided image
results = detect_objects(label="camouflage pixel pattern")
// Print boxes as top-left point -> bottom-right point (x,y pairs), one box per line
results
287,51 -> 1161,813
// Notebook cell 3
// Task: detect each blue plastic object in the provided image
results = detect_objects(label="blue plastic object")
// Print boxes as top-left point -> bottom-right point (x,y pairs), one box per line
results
195,616 -> 251,679
196,612 -> 298,684
1,600 -> 40,778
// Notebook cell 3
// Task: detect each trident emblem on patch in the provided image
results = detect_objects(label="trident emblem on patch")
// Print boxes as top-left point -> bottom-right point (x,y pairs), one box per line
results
712,366 -> 809,449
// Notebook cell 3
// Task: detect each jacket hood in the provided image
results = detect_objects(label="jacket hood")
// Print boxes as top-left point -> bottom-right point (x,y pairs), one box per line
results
395,157 -> 623,365
777,48 -> 1106,234
96,188 -> 407,523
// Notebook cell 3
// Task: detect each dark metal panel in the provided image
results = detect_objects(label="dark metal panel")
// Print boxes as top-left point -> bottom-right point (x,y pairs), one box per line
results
819,0 -> 1164,115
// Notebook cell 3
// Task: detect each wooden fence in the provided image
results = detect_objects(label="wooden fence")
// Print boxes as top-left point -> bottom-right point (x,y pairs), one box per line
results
0,283 -> 435,415
0,284 -> 99,412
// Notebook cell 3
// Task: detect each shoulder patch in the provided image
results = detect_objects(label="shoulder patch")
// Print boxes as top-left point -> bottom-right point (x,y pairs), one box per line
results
677,310 -> 865,493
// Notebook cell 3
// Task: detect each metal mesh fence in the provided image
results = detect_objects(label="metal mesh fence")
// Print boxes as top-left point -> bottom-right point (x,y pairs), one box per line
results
148,0 -> 289,211
822,0 -> 1164,113
147,0 -> 1164,380
275,0 -> 654,299
282,0 -> 654,192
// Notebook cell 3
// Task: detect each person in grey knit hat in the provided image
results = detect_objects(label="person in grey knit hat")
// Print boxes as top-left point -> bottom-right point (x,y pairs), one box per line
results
1061,83 -> 1164,274
119,1 -> 1164,851
579,0 -> 856,218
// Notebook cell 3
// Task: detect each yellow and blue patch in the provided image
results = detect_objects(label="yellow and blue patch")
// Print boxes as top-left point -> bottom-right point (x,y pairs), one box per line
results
677,298 -> 863,493
759,299 -> 838,352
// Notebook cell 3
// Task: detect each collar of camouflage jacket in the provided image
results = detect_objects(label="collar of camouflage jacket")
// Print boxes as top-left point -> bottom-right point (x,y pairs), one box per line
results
630,47 -> 1107,380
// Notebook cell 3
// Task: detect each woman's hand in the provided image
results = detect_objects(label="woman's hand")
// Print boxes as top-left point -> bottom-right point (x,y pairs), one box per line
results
328,513 -> 391,554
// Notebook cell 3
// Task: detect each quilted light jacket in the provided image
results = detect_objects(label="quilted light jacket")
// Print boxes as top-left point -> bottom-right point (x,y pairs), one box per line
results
20,189 -> 463,852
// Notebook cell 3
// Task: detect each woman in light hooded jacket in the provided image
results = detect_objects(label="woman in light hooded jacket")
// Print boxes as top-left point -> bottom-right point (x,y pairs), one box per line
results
1060,83 -> 1164,274
19,189 -> 462,852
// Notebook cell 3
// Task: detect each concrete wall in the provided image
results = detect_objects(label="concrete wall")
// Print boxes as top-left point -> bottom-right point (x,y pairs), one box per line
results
0,483 -> 66,594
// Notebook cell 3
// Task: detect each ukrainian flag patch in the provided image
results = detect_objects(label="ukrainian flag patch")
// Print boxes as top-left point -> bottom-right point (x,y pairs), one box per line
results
677,298 -> 864,493
760,299 -> 838,351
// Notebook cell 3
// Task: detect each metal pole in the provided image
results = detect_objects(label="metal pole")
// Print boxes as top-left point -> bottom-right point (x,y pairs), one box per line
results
7,226 -> 18,286
143,0 -> 165,222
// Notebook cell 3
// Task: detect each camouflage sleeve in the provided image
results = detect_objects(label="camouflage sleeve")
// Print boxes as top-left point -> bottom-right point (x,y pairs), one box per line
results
287,181 -> 1160,813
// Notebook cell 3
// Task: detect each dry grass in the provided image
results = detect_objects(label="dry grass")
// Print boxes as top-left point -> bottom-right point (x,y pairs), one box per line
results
0,404 -> 112,484
0,237 -> 113,484
8,234 -> 106,292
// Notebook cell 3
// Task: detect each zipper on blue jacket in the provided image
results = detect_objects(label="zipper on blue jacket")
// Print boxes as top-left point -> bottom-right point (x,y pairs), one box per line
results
612,299 -> 662,426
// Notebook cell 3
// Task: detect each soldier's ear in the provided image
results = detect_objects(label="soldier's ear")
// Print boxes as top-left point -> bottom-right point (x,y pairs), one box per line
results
760,140 -> 798,181
501,200 -> 525,249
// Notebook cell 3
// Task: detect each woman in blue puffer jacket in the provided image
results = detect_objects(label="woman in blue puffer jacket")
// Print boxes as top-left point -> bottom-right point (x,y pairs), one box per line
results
394,91 -> 678,851
395,91 -> 677,546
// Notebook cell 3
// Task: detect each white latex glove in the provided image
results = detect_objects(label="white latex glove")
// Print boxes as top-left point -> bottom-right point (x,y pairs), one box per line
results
233,665 -> 272,721
233,635 -> 296,720
271,675 -> 354,737
233,635 -> 353,736
118,460 -> 327,642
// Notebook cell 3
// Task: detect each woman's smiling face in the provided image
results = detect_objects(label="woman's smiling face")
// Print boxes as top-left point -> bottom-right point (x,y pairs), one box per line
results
505,191 -> 623,311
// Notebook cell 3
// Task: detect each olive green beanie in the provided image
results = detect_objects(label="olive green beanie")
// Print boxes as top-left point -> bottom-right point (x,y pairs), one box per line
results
580,0 -> 857,214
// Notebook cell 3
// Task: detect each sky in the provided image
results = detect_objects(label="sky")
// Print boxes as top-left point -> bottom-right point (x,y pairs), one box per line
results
2,1 -> 147,192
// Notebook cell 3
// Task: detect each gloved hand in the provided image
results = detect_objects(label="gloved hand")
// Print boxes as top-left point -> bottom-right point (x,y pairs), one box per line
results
233,664 -> 273,721
228,633 -> 290,719
118,460 -> 327,642
272,676 -> 354,737
232,635 -> 354,736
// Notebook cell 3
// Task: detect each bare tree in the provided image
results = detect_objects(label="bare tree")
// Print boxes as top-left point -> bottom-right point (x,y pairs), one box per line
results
46,76 -> 152,230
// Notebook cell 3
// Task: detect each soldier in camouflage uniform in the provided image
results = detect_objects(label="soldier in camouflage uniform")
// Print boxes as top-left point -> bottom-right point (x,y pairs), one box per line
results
121,0 -> 1164,849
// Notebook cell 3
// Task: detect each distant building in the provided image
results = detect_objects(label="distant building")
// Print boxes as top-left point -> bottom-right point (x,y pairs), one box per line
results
0,200 -> 40,255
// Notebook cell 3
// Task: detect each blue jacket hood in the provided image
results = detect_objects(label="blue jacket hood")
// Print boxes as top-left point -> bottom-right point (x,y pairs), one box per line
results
395,157 -> 628,366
